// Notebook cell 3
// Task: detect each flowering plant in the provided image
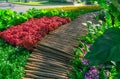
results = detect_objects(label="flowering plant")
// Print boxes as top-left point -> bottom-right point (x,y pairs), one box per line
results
0,16 -> 71,50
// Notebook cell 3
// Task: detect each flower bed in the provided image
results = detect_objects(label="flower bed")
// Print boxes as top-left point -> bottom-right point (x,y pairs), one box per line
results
0,16 -> 70,50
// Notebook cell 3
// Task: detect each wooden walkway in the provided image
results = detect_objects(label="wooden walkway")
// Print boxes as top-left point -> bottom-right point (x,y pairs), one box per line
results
23,12 -> 97,79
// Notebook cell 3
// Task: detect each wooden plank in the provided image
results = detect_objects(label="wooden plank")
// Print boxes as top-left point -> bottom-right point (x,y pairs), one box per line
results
27,58 -> 69,69
25,73 -> 53,79
25,70 -> 68,79
29,54 -> 70,65
26,62 -> 69,72
36,45 -> 72,59
33,49 -> 71,63
26,65 -> 67,75
30,52 -> 69,63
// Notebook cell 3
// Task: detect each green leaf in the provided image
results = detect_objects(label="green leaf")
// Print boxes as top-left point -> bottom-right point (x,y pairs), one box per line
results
107,45 -> 120,62
85,27 -> 120,65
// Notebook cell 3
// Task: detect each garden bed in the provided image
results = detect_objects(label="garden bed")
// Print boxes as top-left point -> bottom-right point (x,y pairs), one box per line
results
0,6 -> 100,79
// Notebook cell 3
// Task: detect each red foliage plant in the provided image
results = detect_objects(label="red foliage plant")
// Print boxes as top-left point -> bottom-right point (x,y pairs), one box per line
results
0,16 -> 71,50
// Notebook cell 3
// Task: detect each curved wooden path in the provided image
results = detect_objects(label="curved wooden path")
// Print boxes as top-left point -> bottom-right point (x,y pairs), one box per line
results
23,12 -> 97,79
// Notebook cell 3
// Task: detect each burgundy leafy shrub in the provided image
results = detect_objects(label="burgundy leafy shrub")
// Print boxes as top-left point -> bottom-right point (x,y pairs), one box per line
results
0,32 -> 2,37
1,16 -> 71,50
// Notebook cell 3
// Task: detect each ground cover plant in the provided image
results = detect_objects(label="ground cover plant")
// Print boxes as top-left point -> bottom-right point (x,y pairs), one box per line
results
0,16 -> 70,50
0,39 -> 29,79
70,0 -> 120,79
0,5 -> 100,79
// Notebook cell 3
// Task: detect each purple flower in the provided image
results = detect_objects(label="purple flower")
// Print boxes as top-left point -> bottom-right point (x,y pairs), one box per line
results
90,67 -> 95,70
84,67 -> 99,79
82,59 -> 89,65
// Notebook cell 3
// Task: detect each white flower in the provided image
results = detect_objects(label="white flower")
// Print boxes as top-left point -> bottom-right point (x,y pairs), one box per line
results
82,23 -> 87,26
87,21 -> 92,24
